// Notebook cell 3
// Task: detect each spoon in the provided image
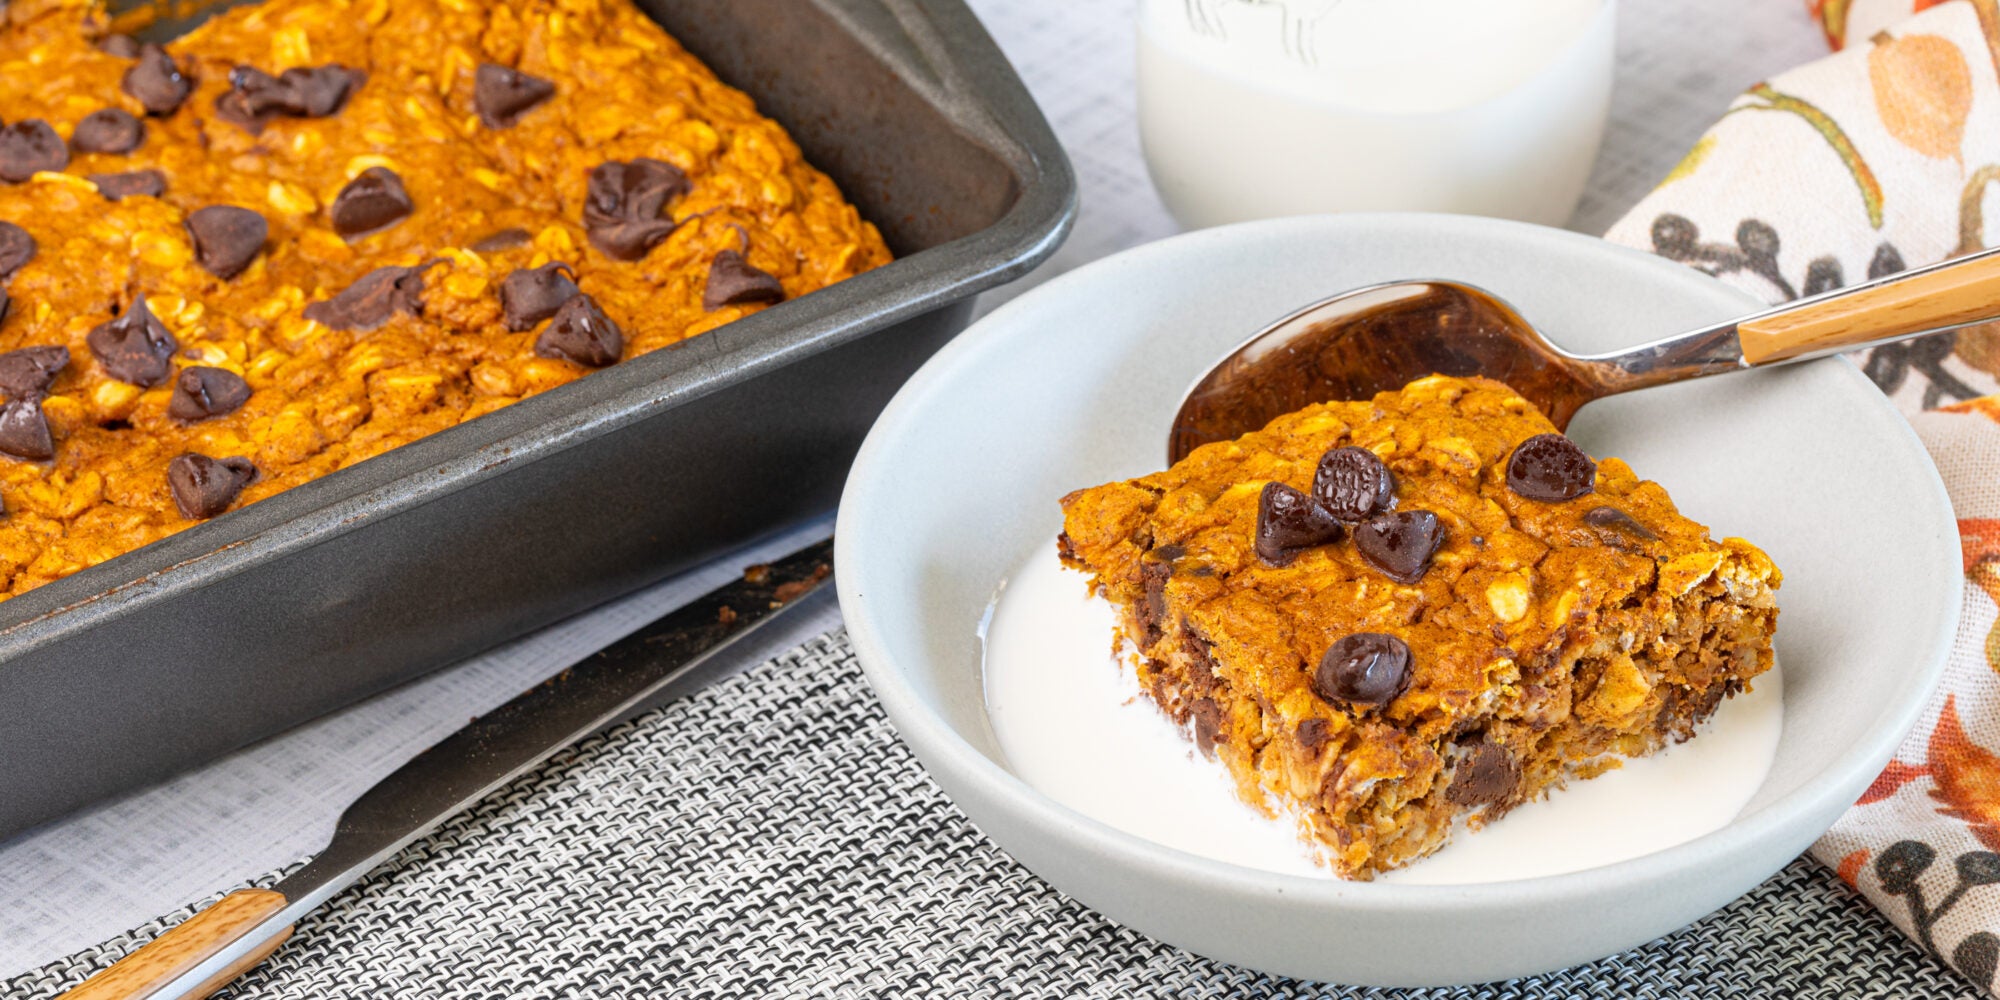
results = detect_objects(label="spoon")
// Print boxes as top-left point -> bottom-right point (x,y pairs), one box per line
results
1168,243 -> 2000,463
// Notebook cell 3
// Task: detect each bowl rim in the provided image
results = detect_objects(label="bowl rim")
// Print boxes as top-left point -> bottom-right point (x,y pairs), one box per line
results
837,211 -> 1961,911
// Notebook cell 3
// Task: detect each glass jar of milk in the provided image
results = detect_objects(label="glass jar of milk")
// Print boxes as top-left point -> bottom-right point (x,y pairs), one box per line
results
1138,0 -> 1615,228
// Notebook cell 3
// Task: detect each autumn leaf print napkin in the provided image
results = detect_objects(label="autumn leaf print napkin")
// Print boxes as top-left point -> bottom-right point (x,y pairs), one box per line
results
1602,0 -> 2000,988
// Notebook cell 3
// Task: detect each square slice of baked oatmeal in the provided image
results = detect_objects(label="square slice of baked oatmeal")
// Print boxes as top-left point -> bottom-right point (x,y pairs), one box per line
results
1057,375 -> 1780,879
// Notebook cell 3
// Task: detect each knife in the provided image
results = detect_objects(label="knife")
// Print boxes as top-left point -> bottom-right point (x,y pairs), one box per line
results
59,537 -> 836,1000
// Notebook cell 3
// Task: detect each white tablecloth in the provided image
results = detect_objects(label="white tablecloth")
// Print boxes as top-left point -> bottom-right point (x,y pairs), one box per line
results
0,0 -> 1831,978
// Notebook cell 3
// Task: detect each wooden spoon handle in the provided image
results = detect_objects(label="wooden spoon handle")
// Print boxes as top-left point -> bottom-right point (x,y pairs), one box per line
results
60,889 -> 292,1000
1737,248 -> 2000,364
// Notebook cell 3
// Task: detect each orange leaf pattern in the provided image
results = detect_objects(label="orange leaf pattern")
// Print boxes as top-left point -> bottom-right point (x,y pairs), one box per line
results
1870,33 -> 1973,160
1929,697 -> 2000,852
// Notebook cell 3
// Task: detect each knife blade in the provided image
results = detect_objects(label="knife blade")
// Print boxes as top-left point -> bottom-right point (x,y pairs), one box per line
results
60,536 -> 835,1000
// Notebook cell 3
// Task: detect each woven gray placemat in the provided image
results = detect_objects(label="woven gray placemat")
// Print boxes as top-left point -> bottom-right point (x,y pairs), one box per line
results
7,630 -> 1979,999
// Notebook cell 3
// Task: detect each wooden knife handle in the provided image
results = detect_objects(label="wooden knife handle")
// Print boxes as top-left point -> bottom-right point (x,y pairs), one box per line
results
60,889 -> 292,1000
1737,248 -> 2000,364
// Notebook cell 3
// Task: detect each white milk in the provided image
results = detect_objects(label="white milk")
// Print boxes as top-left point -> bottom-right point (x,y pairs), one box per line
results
1136,0 -> 1616,228
980,539 -> 1784,884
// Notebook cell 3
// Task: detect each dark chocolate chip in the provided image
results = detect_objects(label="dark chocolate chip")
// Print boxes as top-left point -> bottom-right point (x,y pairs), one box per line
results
1152,542 -> 1186,562
1139,558 -> 1170,646
1506,433 -> 1596,502
70,108 -> 145,154
499,262 -> 580,331
469,227 -> 532,253
583,158 -> 687,261
1255,481 -> 1343,566
302,261 -> 439,332
0,221 -> 33,278
86,294 -> 178,386
0,288 -> 8,325
167,453 -> 257,519
329,166 -> 412,239
1191,697 -> 1224,756
1446,742 -> 1520,806
584,158 -> 688,227
168,366 -> 250,422
702,249 -> 785,311
533,293 -> 623,367
1312,632 -> 1412,708
186,205 -> 267,279
280,65 -> 363,116
1312,445 -> 1396,522
0,120 -> 69,183
216,64 -> 363,132
99,33 -> 142,59
1182,625 -> 1217,693
1583,505 -> 1656,543
1353,509 -> 1445,584
474,63 -> 555,128
122,44 -> 192,116
89,169 -> 165,201
0,397 -> 53,461
213,67 -> 291,132
0,345 -> 67,399
1055,531 -> 1077,563
1297,716 -> 1332,756
588,219 -> 679,262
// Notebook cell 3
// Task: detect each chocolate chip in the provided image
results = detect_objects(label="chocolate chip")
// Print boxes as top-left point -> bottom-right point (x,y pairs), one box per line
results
215,64 -> 362,133
1152,542 -> 1186,562
0,121 -> 68,183
1583,505 -> 1656,543
89,169 -> 165,201
1191,697 -> 1224,756
1312,445 -> 1396,522
122,44 -> 192,116
0,345 -> 66,399
329,166 -> 413,239
1507,433 -> 1596,502
0,221 -> 33,278
702,250 -> 785,310
302,261 -> 439,332
167,453 -> 256,519
99,33 -> 142,59
1182,625 -> 1217,693
1446,742 -> 1519,806
474,63 -> 555,128
168,366 -> 250,422
499,262 -> 580,331
533,293 -> 623,367
1311,632 -> 1413,708
1139,558 -> 1170,646
0,397 -> 53,461
1255,481 -> 1342,566
1297,716 -> 1332,756
186,205 -> 267,279
86,294 -> 178,386
70,108 -> 145,154
213,67 -> 292,132
583,158 -> 687,261
279,65 -> 362,116
469,227 -> 532,253
1353,509 -> 1445,584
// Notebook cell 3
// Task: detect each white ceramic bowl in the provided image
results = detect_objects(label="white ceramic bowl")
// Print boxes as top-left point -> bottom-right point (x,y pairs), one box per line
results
836,214 -> 1959,986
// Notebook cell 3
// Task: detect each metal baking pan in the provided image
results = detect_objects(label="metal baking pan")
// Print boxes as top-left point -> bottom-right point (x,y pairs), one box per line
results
0,0 -> 1074,838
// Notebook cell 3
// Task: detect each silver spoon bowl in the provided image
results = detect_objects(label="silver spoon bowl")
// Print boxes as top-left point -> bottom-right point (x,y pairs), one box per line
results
1169,244 -> 2000,462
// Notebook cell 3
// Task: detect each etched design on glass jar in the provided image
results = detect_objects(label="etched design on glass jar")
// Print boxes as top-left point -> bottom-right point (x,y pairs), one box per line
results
1183,0 -> 1343,65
